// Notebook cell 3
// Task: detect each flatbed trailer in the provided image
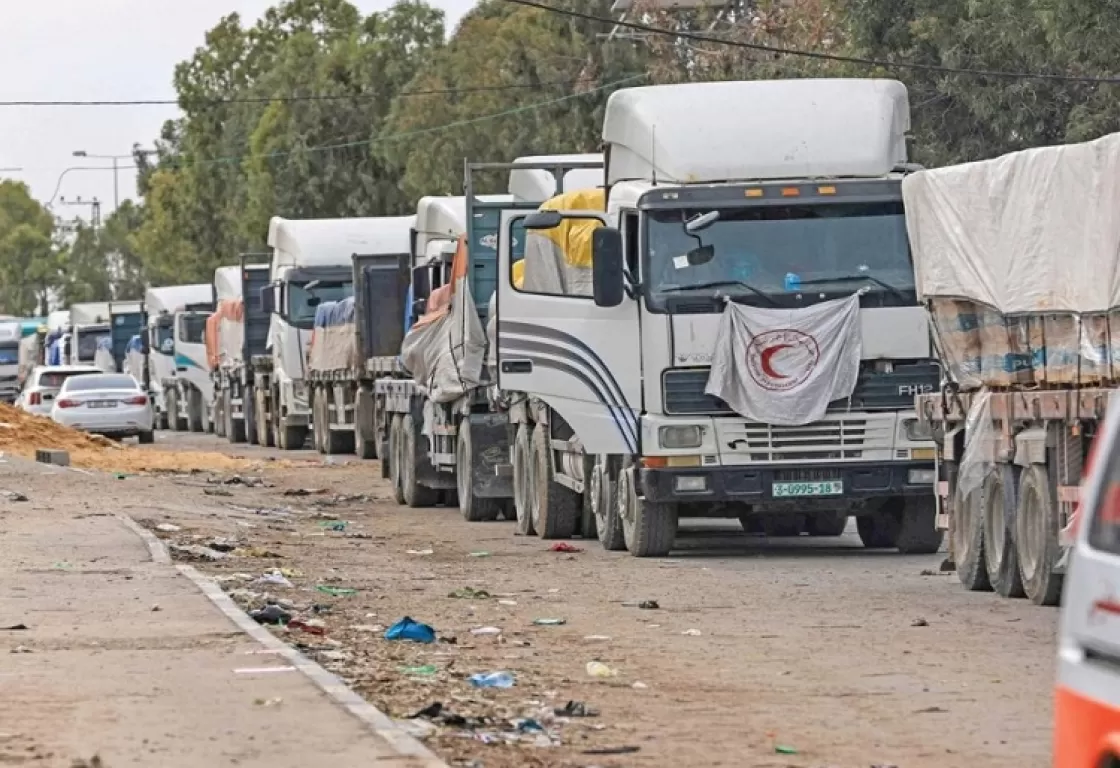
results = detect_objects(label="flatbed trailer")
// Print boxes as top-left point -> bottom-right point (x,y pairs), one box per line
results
914,386 -> 1104,605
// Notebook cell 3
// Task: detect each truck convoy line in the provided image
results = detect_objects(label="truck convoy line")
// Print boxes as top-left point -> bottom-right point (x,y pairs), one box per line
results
34,76 -> 1118,593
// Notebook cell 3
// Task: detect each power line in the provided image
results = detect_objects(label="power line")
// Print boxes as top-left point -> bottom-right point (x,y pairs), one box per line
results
504,0 -> 1120,85
0,78 -> 619,108
50,74 -> 645,191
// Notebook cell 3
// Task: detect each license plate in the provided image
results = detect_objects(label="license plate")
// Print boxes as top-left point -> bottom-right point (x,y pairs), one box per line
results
772,480 -> 843,498
88,401 -> 118,409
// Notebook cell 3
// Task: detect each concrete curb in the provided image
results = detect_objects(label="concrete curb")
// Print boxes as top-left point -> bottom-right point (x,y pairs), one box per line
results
117,515 -> 448,767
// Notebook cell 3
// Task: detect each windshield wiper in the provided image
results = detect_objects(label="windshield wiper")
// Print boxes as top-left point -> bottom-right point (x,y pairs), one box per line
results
796,274 -> 909,302
660,280 -> 778,307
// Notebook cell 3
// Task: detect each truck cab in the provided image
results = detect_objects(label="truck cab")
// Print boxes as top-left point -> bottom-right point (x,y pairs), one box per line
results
144,284 -> 214,431
496,79 -> 940,556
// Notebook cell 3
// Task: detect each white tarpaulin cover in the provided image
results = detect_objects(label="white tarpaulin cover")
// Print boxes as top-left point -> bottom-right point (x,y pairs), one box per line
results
401,277 -> 486,403
904,132 -> 1120,314
307,297 -> 360,372
705,294 -> 862,426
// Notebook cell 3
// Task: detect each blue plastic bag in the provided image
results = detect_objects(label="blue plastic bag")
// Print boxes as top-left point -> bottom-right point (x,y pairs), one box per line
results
384,616 -> 436,644
468,671 -> 515,689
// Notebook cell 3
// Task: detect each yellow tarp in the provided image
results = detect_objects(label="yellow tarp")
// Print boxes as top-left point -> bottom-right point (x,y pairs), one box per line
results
536,188 -> 606,269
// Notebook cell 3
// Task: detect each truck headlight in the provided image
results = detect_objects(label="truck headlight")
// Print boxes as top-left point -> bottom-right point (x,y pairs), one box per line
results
660,424 -> 703,449
903,418 -> 932,442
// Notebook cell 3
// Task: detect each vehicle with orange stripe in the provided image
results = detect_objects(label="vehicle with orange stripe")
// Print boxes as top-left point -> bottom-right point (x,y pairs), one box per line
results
1056,398 -> 1120,766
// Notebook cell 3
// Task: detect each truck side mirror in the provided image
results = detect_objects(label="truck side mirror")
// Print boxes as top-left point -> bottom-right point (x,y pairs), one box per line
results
411,266 -> 431,301
259,284 -> 276,314
522,211 -> 563,230
411,298 -> 428,323
592,227 -> 625,308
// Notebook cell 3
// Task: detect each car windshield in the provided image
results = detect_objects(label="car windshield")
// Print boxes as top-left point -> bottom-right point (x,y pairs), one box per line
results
36,370 -> 99,389
0,343 -> 17,366
287,281 -> 352,327
644,201 -> 914,311
76,332 -> 109,361
63,375 -> 137,392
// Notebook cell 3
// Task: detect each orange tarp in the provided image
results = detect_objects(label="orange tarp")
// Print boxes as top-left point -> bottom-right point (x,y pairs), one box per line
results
410,234 -> 468,332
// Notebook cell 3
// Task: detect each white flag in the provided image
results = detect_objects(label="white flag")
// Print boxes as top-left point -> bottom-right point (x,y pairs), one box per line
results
704,294 -> 862,426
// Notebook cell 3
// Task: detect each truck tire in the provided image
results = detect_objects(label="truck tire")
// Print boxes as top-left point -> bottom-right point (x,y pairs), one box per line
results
278,424 -> 307,451
457,422 -> 501,522
894,497 -> 945,555
529,423 -> 579,539
312,387 -> 326,453
187,390 -> 204,433
982,466 -> 1026,598
138,430 -> 155,445
512,423 -> 535,536
805,511 -> 848,536
389,414 -> 405,504
580,453 -> 597,540
213,393 -> 226,438
323,390 -> 354,455
618,461 -> 677,557
1015,464 -> 1064,606
591,455 -> 625,551
157,408 -> 170,432
166,389 -> 186,432
226,390 -> 247,444
253,388 -> 272,447
856,507 -> 898,548
400,412 -> 437,507
355,388 -> 377,460
953,481 -> 992,591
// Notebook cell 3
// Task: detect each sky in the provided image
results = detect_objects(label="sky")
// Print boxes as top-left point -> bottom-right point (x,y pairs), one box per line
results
0,0 -> 475,221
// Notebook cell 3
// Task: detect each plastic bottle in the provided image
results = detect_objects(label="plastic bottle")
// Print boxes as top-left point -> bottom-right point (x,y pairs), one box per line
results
585,661 -> 616,678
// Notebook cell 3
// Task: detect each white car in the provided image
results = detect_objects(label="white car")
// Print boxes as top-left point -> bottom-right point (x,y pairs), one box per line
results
50,373 -> 155,444
17,365 -> 104,417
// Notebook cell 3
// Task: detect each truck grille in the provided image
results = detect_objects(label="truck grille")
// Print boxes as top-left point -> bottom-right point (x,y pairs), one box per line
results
724,417 -> 867,461
662,361 -> 939,415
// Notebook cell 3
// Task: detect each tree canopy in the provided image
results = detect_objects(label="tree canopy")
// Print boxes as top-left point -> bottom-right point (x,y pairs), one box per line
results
4,0 -> 1120,312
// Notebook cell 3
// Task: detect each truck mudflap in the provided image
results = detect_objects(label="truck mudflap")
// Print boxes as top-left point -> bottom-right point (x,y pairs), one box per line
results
468,412 -> 513,499
640,460 -> 935,506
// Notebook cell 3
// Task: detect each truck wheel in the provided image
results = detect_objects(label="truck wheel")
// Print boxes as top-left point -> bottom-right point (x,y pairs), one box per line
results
529,423 -> 579,539
512,423 -> 535,536
389,414 -> 405,504
213,395 -> 225,438
953,481 -> 992,591
805,511 -> 848,536
187,390 -> 204,433
1015,465 -> 1064,606
580,453 -> 598,540
158,408 -> 170,432
227,390 -> 247,443
165,389 -> 185,432
591,455 -> 625,550
856,506 -> 900,548
983,466 -> 1025,598
618,461 -> 677,557
894,497 -> 945,555
312,388 -> 326,453
253,388 -> 271,447
355,388 -> 377,460
400,412 -> 437,507
764,516 -> 805,537
457,422 -> 501,522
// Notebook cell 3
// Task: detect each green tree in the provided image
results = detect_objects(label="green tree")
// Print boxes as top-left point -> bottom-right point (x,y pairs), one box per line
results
0,180 -> 60,315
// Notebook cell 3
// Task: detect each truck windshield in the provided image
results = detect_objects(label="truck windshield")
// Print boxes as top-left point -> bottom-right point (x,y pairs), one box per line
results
0,343 -> 17,366
153,324 -> 174,354
178,313 -> 209,344
76,332 -> 109,362
287,281 -> 352,327
644,201 -> 915,311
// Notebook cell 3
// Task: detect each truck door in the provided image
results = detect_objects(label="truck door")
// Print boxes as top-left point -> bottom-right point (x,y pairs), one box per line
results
496,210 -> 641,456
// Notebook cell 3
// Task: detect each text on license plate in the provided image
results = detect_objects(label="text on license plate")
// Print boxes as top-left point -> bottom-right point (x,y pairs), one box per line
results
88,401 -> 118,409
772,480 -> 843,498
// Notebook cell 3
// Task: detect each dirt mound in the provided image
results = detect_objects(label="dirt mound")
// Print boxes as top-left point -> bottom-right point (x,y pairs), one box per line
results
0,404 -> 263,473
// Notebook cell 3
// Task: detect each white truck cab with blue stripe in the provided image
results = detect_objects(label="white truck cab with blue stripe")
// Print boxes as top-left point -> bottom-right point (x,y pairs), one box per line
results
143,284 -> 214,432
495,79 -> 941,557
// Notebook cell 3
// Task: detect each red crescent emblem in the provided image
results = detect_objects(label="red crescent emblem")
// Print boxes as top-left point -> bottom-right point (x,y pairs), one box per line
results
759,344 -> 792,379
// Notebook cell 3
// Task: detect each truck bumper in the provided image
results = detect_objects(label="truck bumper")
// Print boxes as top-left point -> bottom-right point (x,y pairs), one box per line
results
640,461 -> 935,505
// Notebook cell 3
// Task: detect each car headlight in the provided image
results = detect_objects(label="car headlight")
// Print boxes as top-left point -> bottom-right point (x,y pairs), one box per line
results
659,424 -> 703,450
903,418 -> 933,442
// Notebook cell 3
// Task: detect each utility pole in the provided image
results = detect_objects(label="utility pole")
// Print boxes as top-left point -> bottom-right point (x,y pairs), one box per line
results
59,197 -> 102,232
71,149 -> 152,211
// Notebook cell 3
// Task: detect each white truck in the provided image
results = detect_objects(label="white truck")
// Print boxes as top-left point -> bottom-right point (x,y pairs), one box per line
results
493,79 -> 942,556
142,284 -> 214,432
208,259 -> 271,444
910,132 -> 1120,605
375,155 -> 604,516
68,302 -> 113,369
0,320 -> 24,402
305,216 -> 415,457
255,217 -> 396,450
